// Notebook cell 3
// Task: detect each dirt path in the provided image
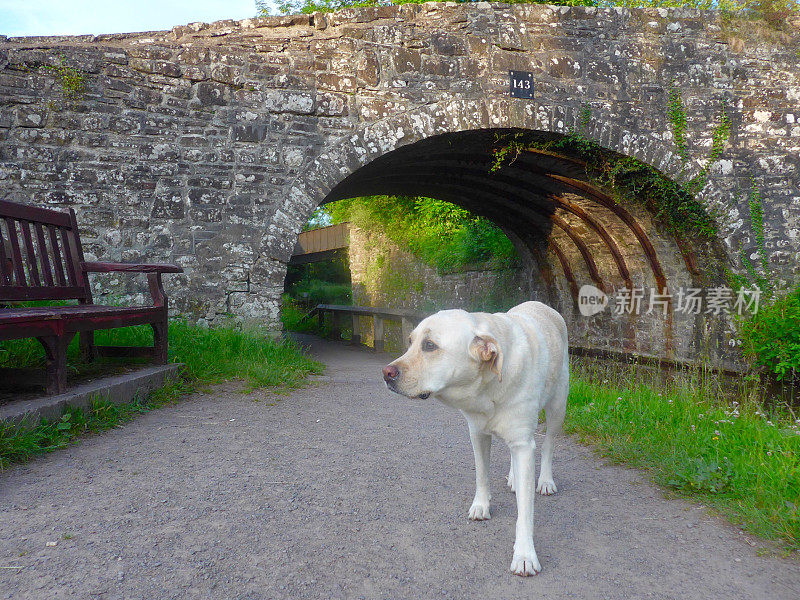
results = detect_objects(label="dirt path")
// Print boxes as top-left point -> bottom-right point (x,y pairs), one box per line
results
1,336 -> 798,600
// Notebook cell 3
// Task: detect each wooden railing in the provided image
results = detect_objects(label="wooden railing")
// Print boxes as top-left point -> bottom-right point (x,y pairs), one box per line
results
309,304 -> 428,352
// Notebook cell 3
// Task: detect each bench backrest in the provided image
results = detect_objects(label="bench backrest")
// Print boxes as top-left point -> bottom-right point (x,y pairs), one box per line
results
0,200 -> 91,303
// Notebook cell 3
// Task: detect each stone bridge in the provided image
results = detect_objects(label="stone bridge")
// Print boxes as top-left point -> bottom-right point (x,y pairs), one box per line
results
0,4 -> 798,365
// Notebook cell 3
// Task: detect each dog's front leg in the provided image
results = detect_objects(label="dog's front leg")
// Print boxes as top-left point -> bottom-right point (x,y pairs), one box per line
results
508,440 -> 541,576
466,421 -> 491,520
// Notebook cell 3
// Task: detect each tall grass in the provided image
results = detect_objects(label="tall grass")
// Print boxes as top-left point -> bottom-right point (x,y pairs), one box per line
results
280,297 -> 331,337
0,320 -> 323,390
96,320 -> 323,389
567,358 -> 800,552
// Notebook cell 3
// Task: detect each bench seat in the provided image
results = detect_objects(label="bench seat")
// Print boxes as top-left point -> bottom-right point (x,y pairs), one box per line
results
0,305 -> 166,339
0,310 -> 62,340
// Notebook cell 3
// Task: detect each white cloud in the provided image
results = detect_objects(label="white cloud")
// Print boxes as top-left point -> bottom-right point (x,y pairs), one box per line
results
0,0 -> 259,37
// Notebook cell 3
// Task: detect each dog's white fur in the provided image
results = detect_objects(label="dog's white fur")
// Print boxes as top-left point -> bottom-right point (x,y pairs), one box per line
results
383,301 -> 569,576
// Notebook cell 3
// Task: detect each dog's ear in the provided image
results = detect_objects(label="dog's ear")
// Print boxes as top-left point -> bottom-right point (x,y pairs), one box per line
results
470,334 -> 503,382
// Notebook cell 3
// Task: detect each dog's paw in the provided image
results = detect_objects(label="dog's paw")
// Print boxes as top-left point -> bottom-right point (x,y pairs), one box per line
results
536,477 -> 557,495
468,501 -> 491,521
509,551 -> 541,577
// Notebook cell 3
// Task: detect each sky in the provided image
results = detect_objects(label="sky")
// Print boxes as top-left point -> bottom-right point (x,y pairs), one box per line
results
0,1 -> 277,38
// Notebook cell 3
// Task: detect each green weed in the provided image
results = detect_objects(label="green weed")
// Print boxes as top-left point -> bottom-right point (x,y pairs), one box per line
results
39,57 -> 86,104
739,285 -> 800,381
667,84 -> 690,164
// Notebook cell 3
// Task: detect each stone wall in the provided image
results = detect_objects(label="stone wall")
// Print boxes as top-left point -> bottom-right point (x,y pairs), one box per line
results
0,4 -> 798,364
348,224 -> 535,310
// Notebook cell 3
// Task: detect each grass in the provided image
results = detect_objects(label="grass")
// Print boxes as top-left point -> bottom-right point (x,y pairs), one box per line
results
0,320 -> 324,469
280,296 -> 332,337
0,319 -> 323,390
566,358 -> 800,553
280,297 -> 356,342
287,279 -> 352,307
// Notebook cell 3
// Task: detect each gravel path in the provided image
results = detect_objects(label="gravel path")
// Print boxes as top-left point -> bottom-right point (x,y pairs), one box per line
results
1,336 -> 798,600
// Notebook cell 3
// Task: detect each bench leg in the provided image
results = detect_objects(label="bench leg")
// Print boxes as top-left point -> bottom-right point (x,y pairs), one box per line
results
151,321 -> 168,364
80,331 -> 96,362
351,314 -> 361,346
37,334 -> 75,396
147,273 -> 170,365
373,316 -> 385,353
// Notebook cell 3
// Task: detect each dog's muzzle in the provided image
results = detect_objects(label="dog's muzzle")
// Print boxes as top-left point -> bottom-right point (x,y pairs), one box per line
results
382,364 -> 399,383
382,364 -> 430,399
382,364 -> 400,394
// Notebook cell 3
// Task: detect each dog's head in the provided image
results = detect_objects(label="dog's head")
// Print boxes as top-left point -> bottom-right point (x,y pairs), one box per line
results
381,309 -> 503,400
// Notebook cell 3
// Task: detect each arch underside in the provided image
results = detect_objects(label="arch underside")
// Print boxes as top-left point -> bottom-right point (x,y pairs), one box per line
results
323,129 -> 700,359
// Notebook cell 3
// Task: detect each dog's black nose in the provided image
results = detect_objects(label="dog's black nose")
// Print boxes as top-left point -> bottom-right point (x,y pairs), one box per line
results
382,364 -> 399,382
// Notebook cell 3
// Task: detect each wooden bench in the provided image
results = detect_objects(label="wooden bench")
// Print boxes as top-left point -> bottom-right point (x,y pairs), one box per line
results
0,200 -> 183,395
311,304 -> 429,352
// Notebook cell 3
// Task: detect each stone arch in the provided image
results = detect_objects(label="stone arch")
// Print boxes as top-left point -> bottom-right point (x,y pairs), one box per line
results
279,99 -> 729,363
280,97 -> 730,255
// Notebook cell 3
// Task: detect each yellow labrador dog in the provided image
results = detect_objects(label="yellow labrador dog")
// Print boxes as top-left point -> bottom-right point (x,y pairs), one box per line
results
382,301 -> 568,576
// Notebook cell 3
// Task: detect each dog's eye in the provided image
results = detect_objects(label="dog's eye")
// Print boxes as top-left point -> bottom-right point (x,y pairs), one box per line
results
422,339 -> 437,352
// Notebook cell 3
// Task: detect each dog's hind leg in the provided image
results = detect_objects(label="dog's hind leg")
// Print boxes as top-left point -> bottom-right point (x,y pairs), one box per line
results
506,460 -> 516,492
537,369 -> 568,495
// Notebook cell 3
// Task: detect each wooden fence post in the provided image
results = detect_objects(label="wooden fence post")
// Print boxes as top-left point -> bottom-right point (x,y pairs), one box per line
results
401,317 -> 414,349
373,316 -> 385,353
351,313 -> 361,346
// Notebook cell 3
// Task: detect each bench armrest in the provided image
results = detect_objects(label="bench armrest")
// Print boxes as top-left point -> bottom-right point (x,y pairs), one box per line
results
82,261 -> 183,274
83,262 -> 182,308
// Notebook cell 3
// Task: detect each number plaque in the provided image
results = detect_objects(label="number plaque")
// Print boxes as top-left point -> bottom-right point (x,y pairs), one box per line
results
509,70 -> 534,99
